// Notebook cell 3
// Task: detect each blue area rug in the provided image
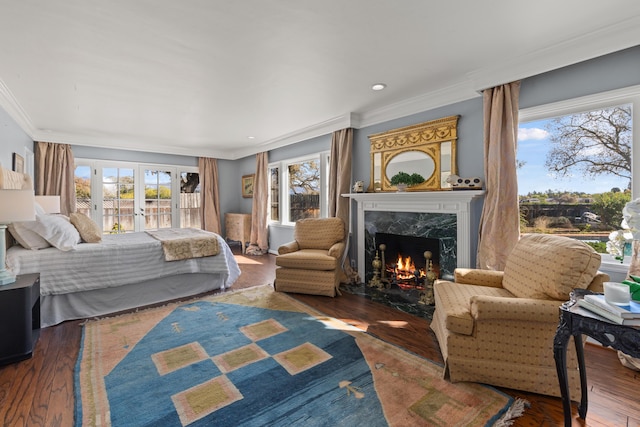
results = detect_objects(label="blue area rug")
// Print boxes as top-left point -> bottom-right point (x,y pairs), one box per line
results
75,285 -> 522,426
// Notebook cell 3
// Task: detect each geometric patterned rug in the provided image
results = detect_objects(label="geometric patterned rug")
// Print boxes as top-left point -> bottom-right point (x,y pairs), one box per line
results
74,285 -> 525,426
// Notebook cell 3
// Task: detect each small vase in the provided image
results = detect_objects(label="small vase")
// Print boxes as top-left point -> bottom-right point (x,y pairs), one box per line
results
396,183 -> 408,192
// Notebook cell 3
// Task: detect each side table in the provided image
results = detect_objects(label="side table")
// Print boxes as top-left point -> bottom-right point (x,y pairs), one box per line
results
225,213 -> 251,254
0,273 -> 41,365
553,289 -> 640,427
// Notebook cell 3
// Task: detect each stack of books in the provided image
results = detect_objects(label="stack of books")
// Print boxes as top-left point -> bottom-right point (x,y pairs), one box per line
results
577,294 -> 640,326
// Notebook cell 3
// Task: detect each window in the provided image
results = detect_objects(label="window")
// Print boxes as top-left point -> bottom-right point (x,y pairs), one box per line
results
518,85 -> 640,270
74,159 -> 199,233
269,152 -> 330,224
269,166 -> 279,222
179,171 -> 201,228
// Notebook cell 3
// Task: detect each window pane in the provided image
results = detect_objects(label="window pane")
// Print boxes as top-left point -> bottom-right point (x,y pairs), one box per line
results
102,167 -> 135,233
270,167 -> 279,222
179,171 -> 200,228
144,169 -> 172,230
518,104 -> 632,252
74,165 -> 92,218
288,159 -> 320,221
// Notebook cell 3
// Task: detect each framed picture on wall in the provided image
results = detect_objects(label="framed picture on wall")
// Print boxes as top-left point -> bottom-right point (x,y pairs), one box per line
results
12,153 -> 24,173
242,174 -> 255,198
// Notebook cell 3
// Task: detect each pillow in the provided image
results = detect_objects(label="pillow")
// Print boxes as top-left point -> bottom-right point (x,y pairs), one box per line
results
32,214 -> 81,251
70,213 -> 102,243
7,221 -> 51,250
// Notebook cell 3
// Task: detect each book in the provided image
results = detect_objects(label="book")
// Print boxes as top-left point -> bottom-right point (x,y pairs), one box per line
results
577,299 -> 640,326
583,294 -> 640,319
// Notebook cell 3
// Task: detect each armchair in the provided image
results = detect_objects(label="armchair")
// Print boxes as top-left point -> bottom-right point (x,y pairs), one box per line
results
430,233 -> 608,397
274,217 -> 346,297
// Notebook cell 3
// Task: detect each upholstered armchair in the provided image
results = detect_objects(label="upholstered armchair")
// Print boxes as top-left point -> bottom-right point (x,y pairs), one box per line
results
430,233 -> 608,397
274,217 -> 346,297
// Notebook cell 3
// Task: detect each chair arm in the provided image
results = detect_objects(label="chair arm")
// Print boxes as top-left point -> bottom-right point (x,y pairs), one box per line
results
454,268 -> 504,288
278,241 -> 300,255
328,241 -> 346,259
470,295 -> 562,323
586,271 -> 609,293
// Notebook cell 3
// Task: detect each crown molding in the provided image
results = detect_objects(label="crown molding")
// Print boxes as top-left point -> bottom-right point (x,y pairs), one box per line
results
467,16 -> 640,92
229,113 -> 358,160
0,79 -> 36,137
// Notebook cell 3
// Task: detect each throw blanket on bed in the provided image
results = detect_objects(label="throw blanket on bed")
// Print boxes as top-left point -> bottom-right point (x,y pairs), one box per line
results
146,228 -> 220,261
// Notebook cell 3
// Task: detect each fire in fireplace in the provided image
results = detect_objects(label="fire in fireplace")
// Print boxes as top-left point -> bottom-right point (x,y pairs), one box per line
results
375,233 -> 440,289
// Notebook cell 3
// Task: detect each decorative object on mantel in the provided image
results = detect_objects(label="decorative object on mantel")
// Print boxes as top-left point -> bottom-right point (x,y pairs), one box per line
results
445,174 -> 484,190
368,115 -> 459,192
352,180 -> 365,193
389,171 -> 425,192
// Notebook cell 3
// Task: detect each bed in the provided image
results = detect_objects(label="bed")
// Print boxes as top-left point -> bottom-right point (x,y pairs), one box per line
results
1,166 -> 240,327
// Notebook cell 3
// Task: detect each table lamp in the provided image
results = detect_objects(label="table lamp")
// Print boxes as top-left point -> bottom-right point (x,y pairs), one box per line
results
0,190 -> 35,285
35,195 -> 61,214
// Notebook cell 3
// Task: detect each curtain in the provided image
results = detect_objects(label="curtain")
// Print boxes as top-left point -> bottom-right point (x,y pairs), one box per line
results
198,157 -> 221,234
329,128 -> 352,228
246,152 -> 269,255
476,81 -> 521,270
34,141 -> 76,215
329,128 -> 357,283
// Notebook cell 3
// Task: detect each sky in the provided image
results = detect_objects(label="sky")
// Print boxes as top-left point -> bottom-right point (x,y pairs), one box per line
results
517,118 -> 629,196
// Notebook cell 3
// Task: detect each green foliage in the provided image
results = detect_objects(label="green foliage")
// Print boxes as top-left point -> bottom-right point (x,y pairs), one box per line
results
585,241 -> 607,254
591,191 -> 631,228
389,171 -> 425,186
145,186 -> 171,199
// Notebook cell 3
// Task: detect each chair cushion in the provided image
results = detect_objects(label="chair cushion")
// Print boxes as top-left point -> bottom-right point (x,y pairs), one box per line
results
275,249 -> 338,270
294,217 -> 344,250
433,280 -> 514,335
502,234 -> 601,300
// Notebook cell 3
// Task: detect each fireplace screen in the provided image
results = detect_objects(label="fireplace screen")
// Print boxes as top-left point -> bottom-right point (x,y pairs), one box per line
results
375,233 -> 440,289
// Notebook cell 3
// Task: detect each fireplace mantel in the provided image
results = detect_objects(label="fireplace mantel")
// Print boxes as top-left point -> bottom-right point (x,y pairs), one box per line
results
343,190 -> 485,280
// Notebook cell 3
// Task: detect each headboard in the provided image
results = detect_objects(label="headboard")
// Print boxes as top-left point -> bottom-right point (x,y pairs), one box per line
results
0,165 -> 34,249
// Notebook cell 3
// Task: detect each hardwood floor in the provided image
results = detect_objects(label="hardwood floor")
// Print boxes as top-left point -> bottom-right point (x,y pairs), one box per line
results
1,248 -> 638,426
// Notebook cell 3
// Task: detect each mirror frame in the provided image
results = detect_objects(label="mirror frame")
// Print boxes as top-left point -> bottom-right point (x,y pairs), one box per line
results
368,115 -> 459,192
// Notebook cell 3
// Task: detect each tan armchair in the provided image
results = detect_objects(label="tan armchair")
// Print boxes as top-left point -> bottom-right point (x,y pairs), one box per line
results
274,217 -> 346,297
430,233 -> 608,397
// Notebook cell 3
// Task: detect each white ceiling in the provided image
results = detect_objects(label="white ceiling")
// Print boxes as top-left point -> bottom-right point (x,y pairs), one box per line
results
1,1 -> 639,160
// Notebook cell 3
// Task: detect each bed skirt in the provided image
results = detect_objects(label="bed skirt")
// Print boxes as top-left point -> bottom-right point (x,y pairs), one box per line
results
41,273 -> 226,327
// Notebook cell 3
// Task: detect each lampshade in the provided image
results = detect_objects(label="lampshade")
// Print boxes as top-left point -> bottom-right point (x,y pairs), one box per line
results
0,190 -> 35,285
35,195 -> 61,214
0,190 -> 35,224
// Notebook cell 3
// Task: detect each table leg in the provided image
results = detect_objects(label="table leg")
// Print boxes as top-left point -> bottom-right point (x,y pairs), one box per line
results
573,333 -> 588,419
554,317 -> 573,427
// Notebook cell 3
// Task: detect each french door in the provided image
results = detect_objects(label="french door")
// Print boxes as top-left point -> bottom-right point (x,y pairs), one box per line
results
75,160 -> 199,233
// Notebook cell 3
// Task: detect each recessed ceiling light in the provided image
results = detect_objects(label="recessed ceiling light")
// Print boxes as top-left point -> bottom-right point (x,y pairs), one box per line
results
247,136 -> 255,139
371,83 -> 387,91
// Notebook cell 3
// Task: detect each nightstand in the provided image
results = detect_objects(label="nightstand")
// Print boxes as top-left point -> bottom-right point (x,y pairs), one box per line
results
0,273 -> 41,365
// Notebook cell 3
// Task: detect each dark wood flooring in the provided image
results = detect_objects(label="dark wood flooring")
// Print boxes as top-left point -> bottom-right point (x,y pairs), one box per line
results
1,247 -> 638,426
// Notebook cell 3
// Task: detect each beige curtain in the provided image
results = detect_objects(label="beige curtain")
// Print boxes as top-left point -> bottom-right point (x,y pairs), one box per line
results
329,128 -> 353,228
246,152 -> 269,255
34,141 -> 76,215
198,157 -> 221,234
476,81 -> 521,270
329,128 -> 357,282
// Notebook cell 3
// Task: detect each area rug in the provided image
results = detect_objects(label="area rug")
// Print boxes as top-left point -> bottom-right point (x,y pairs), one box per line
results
74,285 -> 526,426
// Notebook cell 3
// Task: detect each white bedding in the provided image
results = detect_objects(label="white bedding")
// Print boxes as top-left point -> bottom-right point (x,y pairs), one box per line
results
7,231 -> 241,296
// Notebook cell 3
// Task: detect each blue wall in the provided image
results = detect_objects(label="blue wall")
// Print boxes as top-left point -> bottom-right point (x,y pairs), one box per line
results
0,108 -> 33,175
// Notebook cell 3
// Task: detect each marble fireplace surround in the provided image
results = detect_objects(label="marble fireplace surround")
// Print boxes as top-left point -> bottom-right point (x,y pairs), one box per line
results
344,191 -> 485,283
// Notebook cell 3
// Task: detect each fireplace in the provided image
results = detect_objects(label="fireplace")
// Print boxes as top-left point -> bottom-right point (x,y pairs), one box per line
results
375,232 -> 440,289
344,191 -> 485,283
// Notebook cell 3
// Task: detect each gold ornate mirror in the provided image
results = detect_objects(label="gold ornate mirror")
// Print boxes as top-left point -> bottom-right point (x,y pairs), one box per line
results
368,115 -> 458,192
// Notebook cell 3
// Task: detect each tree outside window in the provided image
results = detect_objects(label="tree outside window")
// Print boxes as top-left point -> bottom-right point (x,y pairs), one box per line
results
518,103 -> 632,253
